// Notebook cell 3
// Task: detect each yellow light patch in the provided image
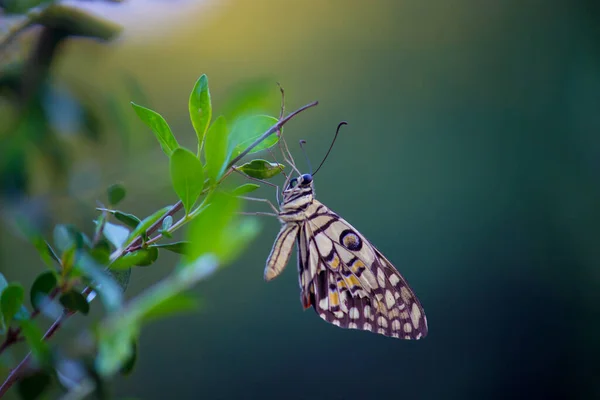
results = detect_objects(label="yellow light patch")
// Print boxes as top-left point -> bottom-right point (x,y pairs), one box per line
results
337,280 -> 348,291
329,254 -> 340,269
328,291 -> 340,307
351,260 -> 366,274
347,275 -> 361,288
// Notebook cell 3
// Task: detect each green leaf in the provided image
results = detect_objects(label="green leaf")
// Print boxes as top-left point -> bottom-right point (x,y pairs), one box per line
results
0,273 -> 7,334
229,115 -> 280,159
17,371 -> 52,400
170,148 -> 205,215
188,74 -> 212,155
119,340 -> 137,376
96,255 -> 217,377
1,283 -> 24,326
134,247 -> 159,266
76,253 -> 123,313
221,77 -> 279,123
53,224 -> 89,253
131,102 -> 179,157
185,191 -> 260,264
113,211 -> 141,229
204,116 -> 229,182
141,293 -> 199,324
96,323 -> 137,378
59,290 -> 90,315
125,206 -> 172,247
108,268 -> 131,293
97,209 -> 141,230
162,215 -> 173,231
14,218 -> 58,267
231,183 -> 261,196
18,319 -> 51,365
102,221 -> 130,250
237,159 -> 284,179
110,249 -> 152,270
107,183 -> 126,206
149,241 -> 189,255
30,271 -> 58,310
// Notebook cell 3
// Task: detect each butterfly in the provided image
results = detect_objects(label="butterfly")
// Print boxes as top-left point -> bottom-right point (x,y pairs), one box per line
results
261,131 -> 428,339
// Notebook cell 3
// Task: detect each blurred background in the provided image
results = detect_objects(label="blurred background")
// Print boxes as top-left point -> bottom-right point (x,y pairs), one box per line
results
1,0 -> 600,399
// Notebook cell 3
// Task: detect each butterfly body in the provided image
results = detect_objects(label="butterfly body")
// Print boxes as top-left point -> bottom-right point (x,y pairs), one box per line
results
265,173 -> 428,339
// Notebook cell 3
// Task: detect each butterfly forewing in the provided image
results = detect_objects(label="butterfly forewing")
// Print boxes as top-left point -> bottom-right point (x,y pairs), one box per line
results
266,173 -> 428,340
300,201 -> 428,339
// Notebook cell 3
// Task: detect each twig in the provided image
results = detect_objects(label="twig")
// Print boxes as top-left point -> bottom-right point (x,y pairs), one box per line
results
123,100 -> 318,253
0,311 -> 72,397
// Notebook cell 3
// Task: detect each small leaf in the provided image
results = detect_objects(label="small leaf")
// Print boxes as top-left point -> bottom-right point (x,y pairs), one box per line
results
53,225 -> 81,253
204,116 -> 229,182
141,293 -> 199,324
1,283 -> 25,326
96,323 -> 137,377
30,271 -> 58,310
110,248 -> 158,270
170,148 -> 205,215
102,221 -> 130,250
76,253 -> 123,313
17,371 -> 52,400
97,209 -> 141,229
135,247 -> 159,266
59,290 -> 90,315
0,273 -> 7,334
189,74 -> 212,155
108,268 -> 131,293
150,241 -> 189,255
0,273 -> 8,292
237,159 -> 284,179
14,218 -> 58,267
18,319 -> 51,365
162,215 -> 173,231
107,183 -> 126,206
120,340 -> 137,376
229,115 -> 280,158
125,206 -> 172,247
131,102 -> 179,157
113,211 -> 141,229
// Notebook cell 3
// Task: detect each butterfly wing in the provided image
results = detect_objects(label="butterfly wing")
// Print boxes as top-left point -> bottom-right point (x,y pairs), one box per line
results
298,201 -> 428,339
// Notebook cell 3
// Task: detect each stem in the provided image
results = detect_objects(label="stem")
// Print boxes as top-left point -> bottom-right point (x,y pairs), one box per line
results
112,100 -> 318,257
0,312 -> 71,398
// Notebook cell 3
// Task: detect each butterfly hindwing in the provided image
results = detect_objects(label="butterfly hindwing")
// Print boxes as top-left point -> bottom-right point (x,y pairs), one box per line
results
299,200 -> 428,339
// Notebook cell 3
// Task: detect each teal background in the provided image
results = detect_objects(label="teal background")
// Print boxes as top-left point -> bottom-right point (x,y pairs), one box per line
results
1,0 -> 599,399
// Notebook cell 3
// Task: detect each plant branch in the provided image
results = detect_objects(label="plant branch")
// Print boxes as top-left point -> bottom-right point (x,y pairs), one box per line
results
0,311 -> 72,398
120,100 -> 318,254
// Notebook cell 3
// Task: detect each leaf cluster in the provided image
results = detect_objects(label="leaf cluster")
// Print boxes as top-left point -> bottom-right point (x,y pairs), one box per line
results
0,74 -> 316,399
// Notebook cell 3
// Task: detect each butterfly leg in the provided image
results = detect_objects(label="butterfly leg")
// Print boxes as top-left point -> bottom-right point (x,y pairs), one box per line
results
239,196 -> 279,214
239,211 -> 278,217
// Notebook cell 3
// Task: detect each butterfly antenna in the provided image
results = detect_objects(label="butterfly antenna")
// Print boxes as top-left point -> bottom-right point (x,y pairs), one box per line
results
298,139 -> 313,175
275,82 -> 301,176
313,121 -> 347,176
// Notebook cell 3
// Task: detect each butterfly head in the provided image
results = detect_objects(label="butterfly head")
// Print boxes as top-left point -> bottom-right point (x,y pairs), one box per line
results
287,173 -> 313,190
281,173 -> 314,211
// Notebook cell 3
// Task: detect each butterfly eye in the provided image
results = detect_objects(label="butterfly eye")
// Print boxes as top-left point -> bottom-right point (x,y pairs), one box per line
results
288,178 -> 298,189
300,174 -> 313,185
